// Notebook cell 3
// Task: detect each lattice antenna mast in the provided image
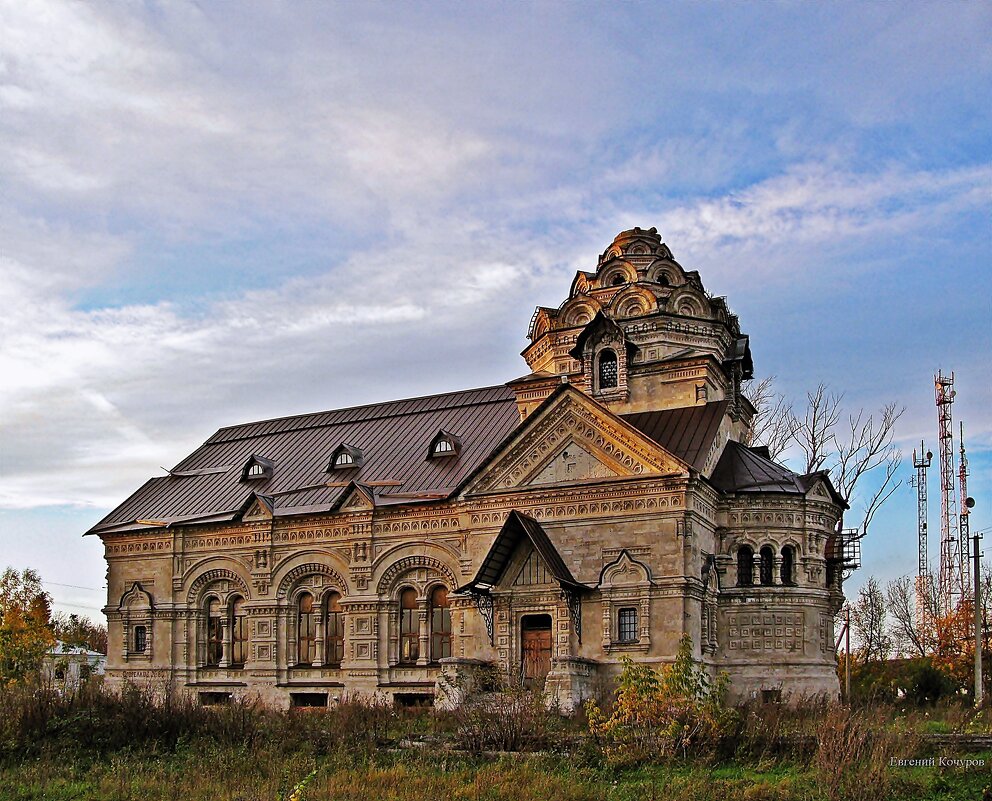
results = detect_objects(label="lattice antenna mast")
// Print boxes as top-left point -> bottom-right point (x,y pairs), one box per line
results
959,423 -> 972,600
936,372 -> 960,615
912,442 -> 933,619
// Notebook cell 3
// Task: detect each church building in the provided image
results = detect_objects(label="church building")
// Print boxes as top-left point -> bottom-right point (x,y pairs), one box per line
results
89,227 -> 849,709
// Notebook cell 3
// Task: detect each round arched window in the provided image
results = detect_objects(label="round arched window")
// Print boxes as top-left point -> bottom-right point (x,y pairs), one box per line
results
598,349 -> 618,390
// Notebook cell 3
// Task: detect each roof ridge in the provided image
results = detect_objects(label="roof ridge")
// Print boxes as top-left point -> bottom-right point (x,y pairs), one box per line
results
207,383 -> 514,445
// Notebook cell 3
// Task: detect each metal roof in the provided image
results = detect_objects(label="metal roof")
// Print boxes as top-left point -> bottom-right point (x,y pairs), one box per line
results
621,400 -> 728,472
88,385 -> 519,534
457,510 -> 590,594
709,439 -> 828,499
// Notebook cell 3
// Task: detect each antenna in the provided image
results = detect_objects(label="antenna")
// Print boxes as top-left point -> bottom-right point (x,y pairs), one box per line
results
935,372 -> 963,615
912,442 -> 933,626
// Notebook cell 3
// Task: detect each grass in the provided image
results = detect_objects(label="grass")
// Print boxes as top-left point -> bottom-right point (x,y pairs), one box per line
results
1,681 -> 990,800
2,748 -> 991,801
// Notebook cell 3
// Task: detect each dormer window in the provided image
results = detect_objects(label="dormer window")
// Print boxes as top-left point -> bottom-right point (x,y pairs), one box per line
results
241,455 -> 274,482
328,444 -> 363,471
427,430 -> 461,459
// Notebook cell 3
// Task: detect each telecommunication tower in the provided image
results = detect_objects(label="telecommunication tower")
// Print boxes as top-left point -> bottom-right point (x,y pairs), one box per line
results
912,443 -> 933,619
935,372 -> 962,614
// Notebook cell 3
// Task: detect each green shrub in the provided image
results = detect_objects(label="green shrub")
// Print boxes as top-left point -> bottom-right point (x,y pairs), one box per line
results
585,635 -> 737,765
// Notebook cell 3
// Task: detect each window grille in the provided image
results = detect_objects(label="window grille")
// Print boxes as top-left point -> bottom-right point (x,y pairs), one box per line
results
599,349 -> 618,390
134,625 -> 147,654
737,546 -> 754,586
618,608 -> 638,643
433,439 -> 454,455
759,546 -> 774,586
335,452 -> 354,466
246,463 -> 265,478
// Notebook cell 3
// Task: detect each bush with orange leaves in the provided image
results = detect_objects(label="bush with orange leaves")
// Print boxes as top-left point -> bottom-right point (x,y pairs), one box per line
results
585,635 -> 736,765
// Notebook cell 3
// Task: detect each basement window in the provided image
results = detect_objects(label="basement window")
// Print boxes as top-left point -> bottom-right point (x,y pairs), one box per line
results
290,692 -> 328,708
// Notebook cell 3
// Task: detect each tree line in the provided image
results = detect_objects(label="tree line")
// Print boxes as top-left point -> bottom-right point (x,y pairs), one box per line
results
0,566 -> 107,684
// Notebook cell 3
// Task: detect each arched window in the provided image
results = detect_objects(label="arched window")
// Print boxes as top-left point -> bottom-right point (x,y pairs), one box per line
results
433,439 -> 454,455
399,588 -> 419,664
598,349 -> 618,390
612,274 -> 625,286
780,546 -> 796,586
231,597 -> 248,668
297,592 -> 316,666
429,586 -> 452,662
247,463 -> 265,478
736,546 -> 754,587
335,452 -> 354,467
760,546 -> 775,586
206,598 -> 223,667
133,625 -> 147,654
324,592 -> 344,667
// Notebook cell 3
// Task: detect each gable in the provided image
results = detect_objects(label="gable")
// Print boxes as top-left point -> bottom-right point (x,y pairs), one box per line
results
526,440 -> 618,486
513,549 -> 553,586
240,493 -> 274,522
463,386 -> 687,495
336,483 -> 375,512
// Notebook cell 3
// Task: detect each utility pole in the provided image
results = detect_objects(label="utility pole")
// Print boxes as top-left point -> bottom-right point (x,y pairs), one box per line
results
973,517 -> 982,706
913,443 -> 933,629
845,605 -> 851,702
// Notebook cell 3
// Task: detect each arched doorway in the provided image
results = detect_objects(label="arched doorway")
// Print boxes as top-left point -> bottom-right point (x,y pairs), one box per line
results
521,614 -> 553,688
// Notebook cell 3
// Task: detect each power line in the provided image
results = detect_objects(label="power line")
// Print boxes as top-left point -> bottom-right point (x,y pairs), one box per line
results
45,581 -> 102,592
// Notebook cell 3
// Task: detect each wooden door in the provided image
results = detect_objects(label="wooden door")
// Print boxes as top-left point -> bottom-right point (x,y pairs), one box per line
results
521,615 -> 552,688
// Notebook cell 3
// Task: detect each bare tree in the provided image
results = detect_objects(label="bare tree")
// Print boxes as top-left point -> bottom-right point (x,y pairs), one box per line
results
744,379 -> 904,537
885,575 -> 938,658
851,576 -> 891,662
832,402 -> 904,535
790,383 -> 843,474
741,375 -> 794,459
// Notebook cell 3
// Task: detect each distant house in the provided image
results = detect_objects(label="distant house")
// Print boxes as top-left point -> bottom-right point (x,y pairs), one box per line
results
44,641 -> 107,689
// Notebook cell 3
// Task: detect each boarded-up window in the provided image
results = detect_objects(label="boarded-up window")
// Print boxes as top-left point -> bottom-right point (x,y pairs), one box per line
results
399,588 -> 419,664
206,598 -> 222,667
231,597 -> 248,667
429,586 -> 452,662
325,592 -> 344,666
297,592 -> 316,665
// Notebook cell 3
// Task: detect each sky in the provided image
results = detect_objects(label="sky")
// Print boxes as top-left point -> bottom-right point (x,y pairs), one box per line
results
0,1 -> 989,621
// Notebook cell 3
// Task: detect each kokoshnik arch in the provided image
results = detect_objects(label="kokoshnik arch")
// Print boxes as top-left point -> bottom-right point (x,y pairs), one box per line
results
89,227 -> 849,710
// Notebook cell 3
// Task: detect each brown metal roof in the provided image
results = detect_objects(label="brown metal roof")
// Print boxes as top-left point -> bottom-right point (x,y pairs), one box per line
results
709,440 -> 806,495
621,400 -> 728,472
88,385 -> 519,534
